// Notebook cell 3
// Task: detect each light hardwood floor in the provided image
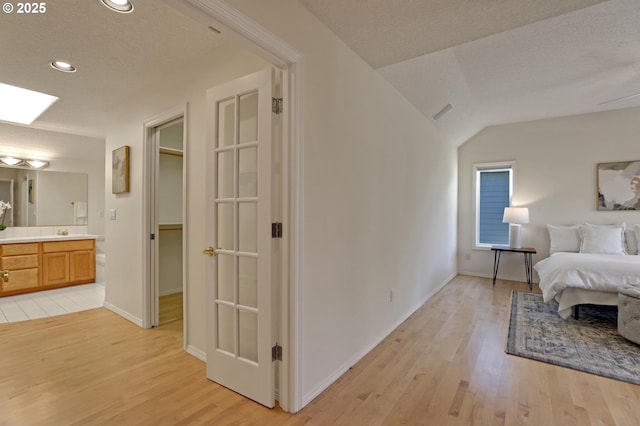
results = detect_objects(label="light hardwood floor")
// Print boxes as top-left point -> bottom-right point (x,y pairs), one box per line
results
159,292 -> 183,326
1,275 -> 639,425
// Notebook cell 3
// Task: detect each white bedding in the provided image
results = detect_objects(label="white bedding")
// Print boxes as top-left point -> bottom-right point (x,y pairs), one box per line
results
534,252 -> 640,318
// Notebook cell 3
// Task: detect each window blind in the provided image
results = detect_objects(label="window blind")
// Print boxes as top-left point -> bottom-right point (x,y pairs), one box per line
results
478,170 -> 510,245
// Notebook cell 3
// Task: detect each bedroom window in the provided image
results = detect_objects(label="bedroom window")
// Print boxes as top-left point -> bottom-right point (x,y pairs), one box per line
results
474,162 -> 514,248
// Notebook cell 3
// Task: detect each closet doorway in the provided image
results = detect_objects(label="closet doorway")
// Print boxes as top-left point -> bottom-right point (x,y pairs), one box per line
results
148,116 -> 186,330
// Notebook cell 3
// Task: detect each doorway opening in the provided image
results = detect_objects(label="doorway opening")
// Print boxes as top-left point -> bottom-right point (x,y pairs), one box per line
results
144,111 -> 187,337
156,118 -> 185,327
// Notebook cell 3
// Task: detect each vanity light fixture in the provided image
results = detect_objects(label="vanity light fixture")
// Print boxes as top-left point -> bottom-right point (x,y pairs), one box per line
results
0,156 -> 49,169
50,60 -> 77,73
0,156 -> 24,167
25,159 -> 49,169
100,0 -> 134,13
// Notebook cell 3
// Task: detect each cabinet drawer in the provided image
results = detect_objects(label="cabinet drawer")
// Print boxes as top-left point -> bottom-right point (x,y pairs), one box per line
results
1,254 -> 39,270
2,268 -> 39,292
42,239 -> 95,253
0,243 -> 39,256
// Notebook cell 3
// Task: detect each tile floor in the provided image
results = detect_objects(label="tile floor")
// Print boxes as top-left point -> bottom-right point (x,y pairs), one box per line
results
0,283 -> 105,323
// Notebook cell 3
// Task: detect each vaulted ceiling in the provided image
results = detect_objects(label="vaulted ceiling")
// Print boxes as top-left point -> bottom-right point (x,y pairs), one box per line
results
2,0 -> 640,159
300,0 -> 640,145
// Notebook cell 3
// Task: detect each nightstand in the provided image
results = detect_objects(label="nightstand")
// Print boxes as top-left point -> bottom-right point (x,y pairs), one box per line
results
490,245 -> 537,290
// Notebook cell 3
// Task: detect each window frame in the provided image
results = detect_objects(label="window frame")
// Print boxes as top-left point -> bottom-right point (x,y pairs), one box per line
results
473,161 -> 515,249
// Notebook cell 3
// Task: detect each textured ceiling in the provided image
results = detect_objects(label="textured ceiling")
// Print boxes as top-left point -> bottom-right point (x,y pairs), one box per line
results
299,0 -> 608,69
0,0 -> 225,143
301,0 -> 640,145
2,0 -> 639,156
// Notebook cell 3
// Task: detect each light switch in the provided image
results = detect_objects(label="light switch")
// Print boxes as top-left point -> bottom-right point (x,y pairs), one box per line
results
109,209 -> 117,220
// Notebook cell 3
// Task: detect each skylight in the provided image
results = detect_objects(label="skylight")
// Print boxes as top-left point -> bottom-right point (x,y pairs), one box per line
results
0,83 -> 58,125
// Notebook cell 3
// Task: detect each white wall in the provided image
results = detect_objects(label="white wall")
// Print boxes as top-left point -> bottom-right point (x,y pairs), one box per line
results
226,0 -> 458,407
159,154 -> 183,224
458,107 -> 640,281
159,229 -> 183,296
103,42 -> 270,326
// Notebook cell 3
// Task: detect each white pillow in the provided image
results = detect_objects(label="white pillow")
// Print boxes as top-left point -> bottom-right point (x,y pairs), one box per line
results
625,226 -> 638,255
548,225 -> 581,254
579,224 -> 626,255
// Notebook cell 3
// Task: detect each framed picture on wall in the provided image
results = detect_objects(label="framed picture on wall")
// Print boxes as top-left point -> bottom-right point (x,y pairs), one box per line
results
597,160 -> 640,210
112,145 -> 130,194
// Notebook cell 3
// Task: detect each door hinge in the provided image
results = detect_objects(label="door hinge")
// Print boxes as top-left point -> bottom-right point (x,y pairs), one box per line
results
271,222 -> 282,238
272,343 -> 283,361
272,97 -> 283,114
150,233 -> 155,240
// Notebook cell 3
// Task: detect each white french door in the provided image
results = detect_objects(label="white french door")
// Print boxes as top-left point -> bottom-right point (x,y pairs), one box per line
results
204,68 -> 275,407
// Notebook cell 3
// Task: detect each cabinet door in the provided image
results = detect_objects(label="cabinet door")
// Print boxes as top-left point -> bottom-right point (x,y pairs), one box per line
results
70,250 -> 95,282
42,252 -> 70,286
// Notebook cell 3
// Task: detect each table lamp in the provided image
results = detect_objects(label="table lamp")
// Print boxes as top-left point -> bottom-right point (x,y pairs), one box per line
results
503,207 -> 529,248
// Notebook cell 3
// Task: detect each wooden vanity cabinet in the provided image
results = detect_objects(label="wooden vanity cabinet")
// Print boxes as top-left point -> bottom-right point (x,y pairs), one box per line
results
42,240 -> 95,287
0,243 -> 40,294
0,239 -> 95,297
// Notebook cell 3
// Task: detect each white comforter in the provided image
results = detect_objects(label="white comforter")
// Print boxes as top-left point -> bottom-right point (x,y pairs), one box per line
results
534,252 -> 640,304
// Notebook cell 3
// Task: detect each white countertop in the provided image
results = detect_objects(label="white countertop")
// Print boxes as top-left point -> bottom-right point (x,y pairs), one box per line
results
0,234 -> 98,244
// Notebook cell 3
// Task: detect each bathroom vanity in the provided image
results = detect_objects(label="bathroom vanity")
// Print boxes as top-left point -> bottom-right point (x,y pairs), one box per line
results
0,236 -> 96,297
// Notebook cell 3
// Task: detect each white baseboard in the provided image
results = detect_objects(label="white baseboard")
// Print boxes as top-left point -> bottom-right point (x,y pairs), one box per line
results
160,287 -> 183,297
457,270 -> 538,284
103,302 -> 143,327
186,345 -> 206,362
300,272 -> 456,408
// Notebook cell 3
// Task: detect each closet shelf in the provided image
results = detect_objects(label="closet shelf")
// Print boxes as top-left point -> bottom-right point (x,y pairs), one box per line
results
159,147 -> 184,157
159,223 -> 183,231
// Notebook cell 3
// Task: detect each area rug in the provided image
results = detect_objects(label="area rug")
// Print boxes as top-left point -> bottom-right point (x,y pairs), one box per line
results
506,291 -> 640,384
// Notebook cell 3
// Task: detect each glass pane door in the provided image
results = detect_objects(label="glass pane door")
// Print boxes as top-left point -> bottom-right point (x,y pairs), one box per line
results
214,90 -> 260,363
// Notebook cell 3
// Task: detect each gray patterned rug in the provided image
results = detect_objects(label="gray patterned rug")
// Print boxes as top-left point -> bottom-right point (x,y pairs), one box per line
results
506,291 -> 640,384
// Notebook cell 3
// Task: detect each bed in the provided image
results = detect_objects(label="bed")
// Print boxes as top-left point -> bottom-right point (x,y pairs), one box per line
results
533,223 -> 640,319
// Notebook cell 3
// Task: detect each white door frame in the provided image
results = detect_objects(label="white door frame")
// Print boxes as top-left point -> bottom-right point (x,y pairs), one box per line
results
164,0 -> 303,412
142,106 -> 188,348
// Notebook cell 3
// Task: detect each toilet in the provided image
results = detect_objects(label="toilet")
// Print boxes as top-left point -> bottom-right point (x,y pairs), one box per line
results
95,236 -> 105,285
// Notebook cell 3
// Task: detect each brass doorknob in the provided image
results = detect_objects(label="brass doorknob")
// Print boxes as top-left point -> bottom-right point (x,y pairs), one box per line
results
202,246 -> 216,256
1,270 -> 8,282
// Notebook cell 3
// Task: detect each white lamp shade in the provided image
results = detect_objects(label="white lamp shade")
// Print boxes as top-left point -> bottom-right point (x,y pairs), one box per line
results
503,207 -> 529,224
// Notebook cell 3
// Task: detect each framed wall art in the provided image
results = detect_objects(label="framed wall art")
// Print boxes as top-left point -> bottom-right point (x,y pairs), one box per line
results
112,145 -> 130,194
597,160 -> 640,210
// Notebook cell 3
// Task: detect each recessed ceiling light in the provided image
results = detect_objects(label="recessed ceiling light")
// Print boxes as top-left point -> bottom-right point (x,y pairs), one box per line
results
0,82 -> 58,125
100,0 -> 134,13
50,60 -> 76,73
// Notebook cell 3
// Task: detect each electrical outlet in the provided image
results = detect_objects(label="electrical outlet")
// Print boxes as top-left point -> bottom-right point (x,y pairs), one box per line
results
465,253 -> 471,261
390,288 -> 394,302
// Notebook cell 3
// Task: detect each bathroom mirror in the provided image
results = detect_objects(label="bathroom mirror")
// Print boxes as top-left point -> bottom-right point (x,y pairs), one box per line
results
0,168 -> 88,226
